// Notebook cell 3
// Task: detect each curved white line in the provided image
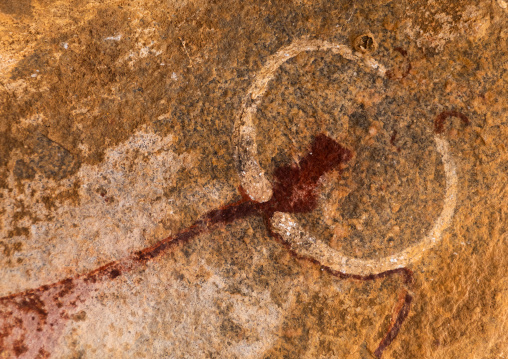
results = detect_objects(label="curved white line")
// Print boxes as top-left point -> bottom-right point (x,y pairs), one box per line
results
234,38 -> 458,274
270,136 -> 457,275
234,39 -> 386,203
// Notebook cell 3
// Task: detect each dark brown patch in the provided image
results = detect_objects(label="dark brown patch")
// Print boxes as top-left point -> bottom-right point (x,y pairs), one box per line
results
27,134 -> 80,180
390,130 -> 398,146
13,338 -> 28,355
0,241 -> 23,256
0,0 -> 32,16
434,111 -> 470,134
394,47 -> 408,57
10,51 -> 50,80
390,130 -> 401,152
109,269 -> 121,279
260,134 -> 353,214
71,311 -> 87,322
386,47 -> 412,80
16,293 -> 48,330
38,180 -> 81,212
54,180 -> 82,207
40,195 -> 57,211
0,316 -> 15,352
10,200 -> 39,228
13,159 -> 36,180
7,227 -> 29,238
55,278 -> 75,302
96,187 -> 107,197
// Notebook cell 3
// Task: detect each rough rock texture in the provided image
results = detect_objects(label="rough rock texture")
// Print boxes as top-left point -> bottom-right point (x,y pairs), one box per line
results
0,0 -> 507,358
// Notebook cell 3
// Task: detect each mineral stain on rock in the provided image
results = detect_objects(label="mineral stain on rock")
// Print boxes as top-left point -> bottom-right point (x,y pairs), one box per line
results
26,135 -> 80,180
0,0 -> 32,16
13,160 -> 36,180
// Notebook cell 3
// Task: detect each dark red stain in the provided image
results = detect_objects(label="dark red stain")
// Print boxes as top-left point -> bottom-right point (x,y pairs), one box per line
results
386,47 -> 412,80
13,338 -> 28,356
16,294 -> 48,330
374,293 -> 413,358
390,129 -> 401,152
390,129 -> 397,146
263,214 -> 414,358
393,47 -> 407,57
54,279 -> 74,307
260,134 -> 353,214
434,110 -> 470,134
109,269 -> 121,279
0,318 -> 14,354
0,134 -> 412,358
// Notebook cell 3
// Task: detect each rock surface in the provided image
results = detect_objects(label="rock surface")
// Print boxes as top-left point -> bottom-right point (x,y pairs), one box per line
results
0,0 -> 507,358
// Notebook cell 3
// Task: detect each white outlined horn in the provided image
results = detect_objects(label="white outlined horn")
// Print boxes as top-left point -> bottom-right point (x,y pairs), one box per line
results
270,135 -> 457,276
234,39 -> 387,202
234,38 -> 458,275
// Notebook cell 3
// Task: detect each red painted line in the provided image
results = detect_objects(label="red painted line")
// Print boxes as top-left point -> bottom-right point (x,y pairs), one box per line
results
0,134 -> 412,358
374,293 -> 413,358
434,110 -> 470,134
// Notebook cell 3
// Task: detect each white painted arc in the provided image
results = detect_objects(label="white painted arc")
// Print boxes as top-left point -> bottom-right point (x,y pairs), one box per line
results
270,136 -> 458,275
234,39 -> 387,203
234,38 -> 459,274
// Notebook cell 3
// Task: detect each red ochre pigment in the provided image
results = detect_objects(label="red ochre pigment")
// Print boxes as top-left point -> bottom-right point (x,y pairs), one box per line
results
434,111 -> 470,134
385,47 -> 412,80
0,134 -> 412,358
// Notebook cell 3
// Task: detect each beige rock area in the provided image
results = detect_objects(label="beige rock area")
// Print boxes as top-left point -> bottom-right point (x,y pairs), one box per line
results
0,0 -> 507,358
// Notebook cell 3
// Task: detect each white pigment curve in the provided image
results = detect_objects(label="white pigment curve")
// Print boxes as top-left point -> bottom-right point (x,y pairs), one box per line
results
234,38 -> 387,203
270,136 -> 457,275
234,38 -> 458,275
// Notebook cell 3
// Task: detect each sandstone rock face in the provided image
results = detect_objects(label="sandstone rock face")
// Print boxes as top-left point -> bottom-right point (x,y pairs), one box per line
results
0,0 -> 507,358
